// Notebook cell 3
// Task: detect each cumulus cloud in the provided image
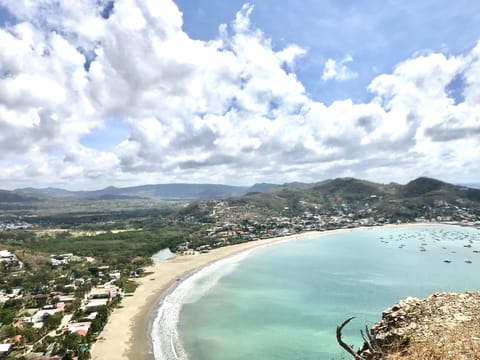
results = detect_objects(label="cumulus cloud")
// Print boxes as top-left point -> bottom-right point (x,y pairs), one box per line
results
321,55 -> 358,81
0,0 -> 479,189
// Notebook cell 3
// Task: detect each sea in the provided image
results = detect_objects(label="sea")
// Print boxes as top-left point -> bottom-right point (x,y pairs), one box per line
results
151,225 -> 480,360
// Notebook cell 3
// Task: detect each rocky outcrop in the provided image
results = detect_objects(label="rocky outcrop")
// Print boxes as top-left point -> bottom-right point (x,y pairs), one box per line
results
354,292 -> 480,359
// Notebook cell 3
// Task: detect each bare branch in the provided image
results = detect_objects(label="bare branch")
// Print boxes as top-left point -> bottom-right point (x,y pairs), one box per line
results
365,325 -> 374,343
336,317 -> 366,360
361,328 -> 374,352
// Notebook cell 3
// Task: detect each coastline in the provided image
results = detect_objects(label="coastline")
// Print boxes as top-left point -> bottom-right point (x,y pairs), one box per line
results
90,222 -> 443,360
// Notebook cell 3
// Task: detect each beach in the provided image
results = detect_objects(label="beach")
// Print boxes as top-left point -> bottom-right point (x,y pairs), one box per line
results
91,224 -> 441,360
91,231 -> 324,360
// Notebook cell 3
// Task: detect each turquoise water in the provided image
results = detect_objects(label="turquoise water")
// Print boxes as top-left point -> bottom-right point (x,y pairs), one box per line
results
175,225 -> 480,360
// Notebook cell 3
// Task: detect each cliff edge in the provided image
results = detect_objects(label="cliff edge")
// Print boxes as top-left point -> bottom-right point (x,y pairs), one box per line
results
350,292 -> 480,359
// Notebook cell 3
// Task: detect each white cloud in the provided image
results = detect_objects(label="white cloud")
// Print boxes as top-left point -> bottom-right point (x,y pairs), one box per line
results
0,0 -> 479,189
321,55 -> 358,81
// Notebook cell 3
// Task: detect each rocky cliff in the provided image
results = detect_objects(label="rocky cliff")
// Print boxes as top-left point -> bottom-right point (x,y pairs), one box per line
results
346,292 -> 480,359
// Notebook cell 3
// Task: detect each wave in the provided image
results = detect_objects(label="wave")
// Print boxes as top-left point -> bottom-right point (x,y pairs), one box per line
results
151,250 -> 254,360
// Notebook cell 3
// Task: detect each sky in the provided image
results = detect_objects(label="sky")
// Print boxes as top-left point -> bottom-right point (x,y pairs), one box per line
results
0,0 -> 479,190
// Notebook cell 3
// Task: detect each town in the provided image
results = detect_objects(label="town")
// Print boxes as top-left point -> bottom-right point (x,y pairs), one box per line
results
174,196 -> 480,253
1,186 -> 480,358
0,248 -> 141,359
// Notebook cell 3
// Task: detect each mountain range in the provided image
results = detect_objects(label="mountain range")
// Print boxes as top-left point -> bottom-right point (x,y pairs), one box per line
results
12,183 -> 249,201
1,177 -> 479,205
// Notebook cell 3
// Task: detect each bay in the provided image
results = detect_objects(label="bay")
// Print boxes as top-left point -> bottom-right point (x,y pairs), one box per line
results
174,225 -> 480,360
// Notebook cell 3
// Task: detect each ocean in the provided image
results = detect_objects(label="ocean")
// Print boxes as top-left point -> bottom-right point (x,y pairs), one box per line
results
152,225 -> 480,360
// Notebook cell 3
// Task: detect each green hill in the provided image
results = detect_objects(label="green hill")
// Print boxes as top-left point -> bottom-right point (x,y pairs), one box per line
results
0,190 -> 39,203
178,177 -> 480,223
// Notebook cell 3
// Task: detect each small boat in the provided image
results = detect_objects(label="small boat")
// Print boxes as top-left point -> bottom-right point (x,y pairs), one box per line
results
443,259 -> 452,263
465,260 -> 473,264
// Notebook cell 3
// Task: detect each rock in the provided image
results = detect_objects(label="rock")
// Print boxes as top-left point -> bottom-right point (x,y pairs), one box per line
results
355,291 -> 480,359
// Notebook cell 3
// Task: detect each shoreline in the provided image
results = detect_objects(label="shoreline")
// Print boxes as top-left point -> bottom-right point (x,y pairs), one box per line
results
90,222 -> 448,360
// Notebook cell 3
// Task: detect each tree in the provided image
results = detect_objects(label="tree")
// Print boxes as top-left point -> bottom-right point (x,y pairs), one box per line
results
0,308 -> 16,325
43,312 -> 63,331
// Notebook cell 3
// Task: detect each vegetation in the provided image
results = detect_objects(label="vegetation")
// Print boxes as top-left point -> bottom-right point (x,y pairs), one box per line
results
0,224 -> 199,260
0,176 -> 479,359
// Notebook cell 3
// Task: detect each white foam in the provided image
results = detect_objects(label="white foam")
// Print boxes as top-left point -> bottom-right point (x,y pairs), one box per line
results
151,250 -> 254,360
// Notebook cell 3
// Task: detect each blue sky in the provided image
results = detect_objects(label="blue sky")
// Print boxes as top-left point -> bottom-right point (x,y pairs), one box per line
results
0,0 -> 479,189
175,0 -> 480,103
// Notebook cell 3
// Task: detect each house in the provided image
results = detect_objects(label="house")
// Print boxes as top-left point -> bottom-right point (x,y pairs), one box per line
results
0,250 -> 13,258
57,295 -> 76,303
63,322 -> 91,336
30,308 -> 60,323
78,312 -> 98,321
51,257 -> 68,267
0,343 -> 13,357
0,250 -> 16,265
84,298 -> 109,309
108,271 -> 121,280
88,284 -> 119,300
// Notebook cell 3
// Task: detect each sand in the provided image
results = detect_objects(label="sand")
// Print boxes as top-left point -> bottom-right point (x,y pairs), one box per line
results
90,223 -> 441,360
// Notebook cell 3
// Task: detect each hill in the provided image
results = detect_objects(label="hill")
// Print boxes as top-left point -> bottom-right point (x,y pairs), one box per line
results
178,177 -> 480,224
8,177 -> 480,224
0,189 -> 39,203
402,177 -> 447,196
15,187 -> 76,198
15,183 -> 248,200
226,178 -> 395,214
246,183 -> 280,194
402,177 -> 480,202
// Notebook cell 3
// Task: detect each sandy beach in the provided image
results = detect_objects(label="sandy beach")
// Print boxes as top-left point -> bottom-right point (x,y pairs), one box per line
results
91,223 -> 440,360
90,230 -> 325,360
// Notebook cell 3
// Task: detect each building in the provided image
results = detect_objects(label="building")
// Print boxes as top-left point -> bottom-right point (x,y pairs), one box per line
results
88,284 -> 119,300
63,322 -> 91,336
0,343 -> 12,357
0,250 -> 16,264
84,298 -> 109,309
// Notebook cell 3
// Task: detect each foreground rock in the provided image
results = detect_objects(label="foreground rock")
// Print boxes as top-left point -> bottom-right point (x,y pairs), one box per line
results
354,292 -> 480,359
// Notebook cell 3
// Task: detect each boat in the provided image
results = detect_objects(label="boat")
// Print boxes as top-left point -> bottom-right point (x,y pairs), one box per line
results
465,260 -> 473,264
443,259 -> 452,263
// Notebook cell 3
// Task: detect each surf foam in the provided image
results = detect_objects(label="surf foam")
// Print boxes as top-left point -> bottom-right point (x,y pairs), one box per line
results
151,250 -> 254,360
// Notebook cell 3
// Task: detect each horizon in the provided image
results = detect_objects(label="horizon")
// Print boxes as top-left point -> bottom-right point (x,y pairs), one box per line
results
1,1 -> 480,189
3,176 -> 480,193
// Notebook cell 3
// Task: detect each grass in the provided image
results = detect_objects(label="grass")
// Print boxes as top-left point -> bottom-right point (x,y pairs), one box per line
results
123,279 -> 139,294
385,327 -> 480,360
